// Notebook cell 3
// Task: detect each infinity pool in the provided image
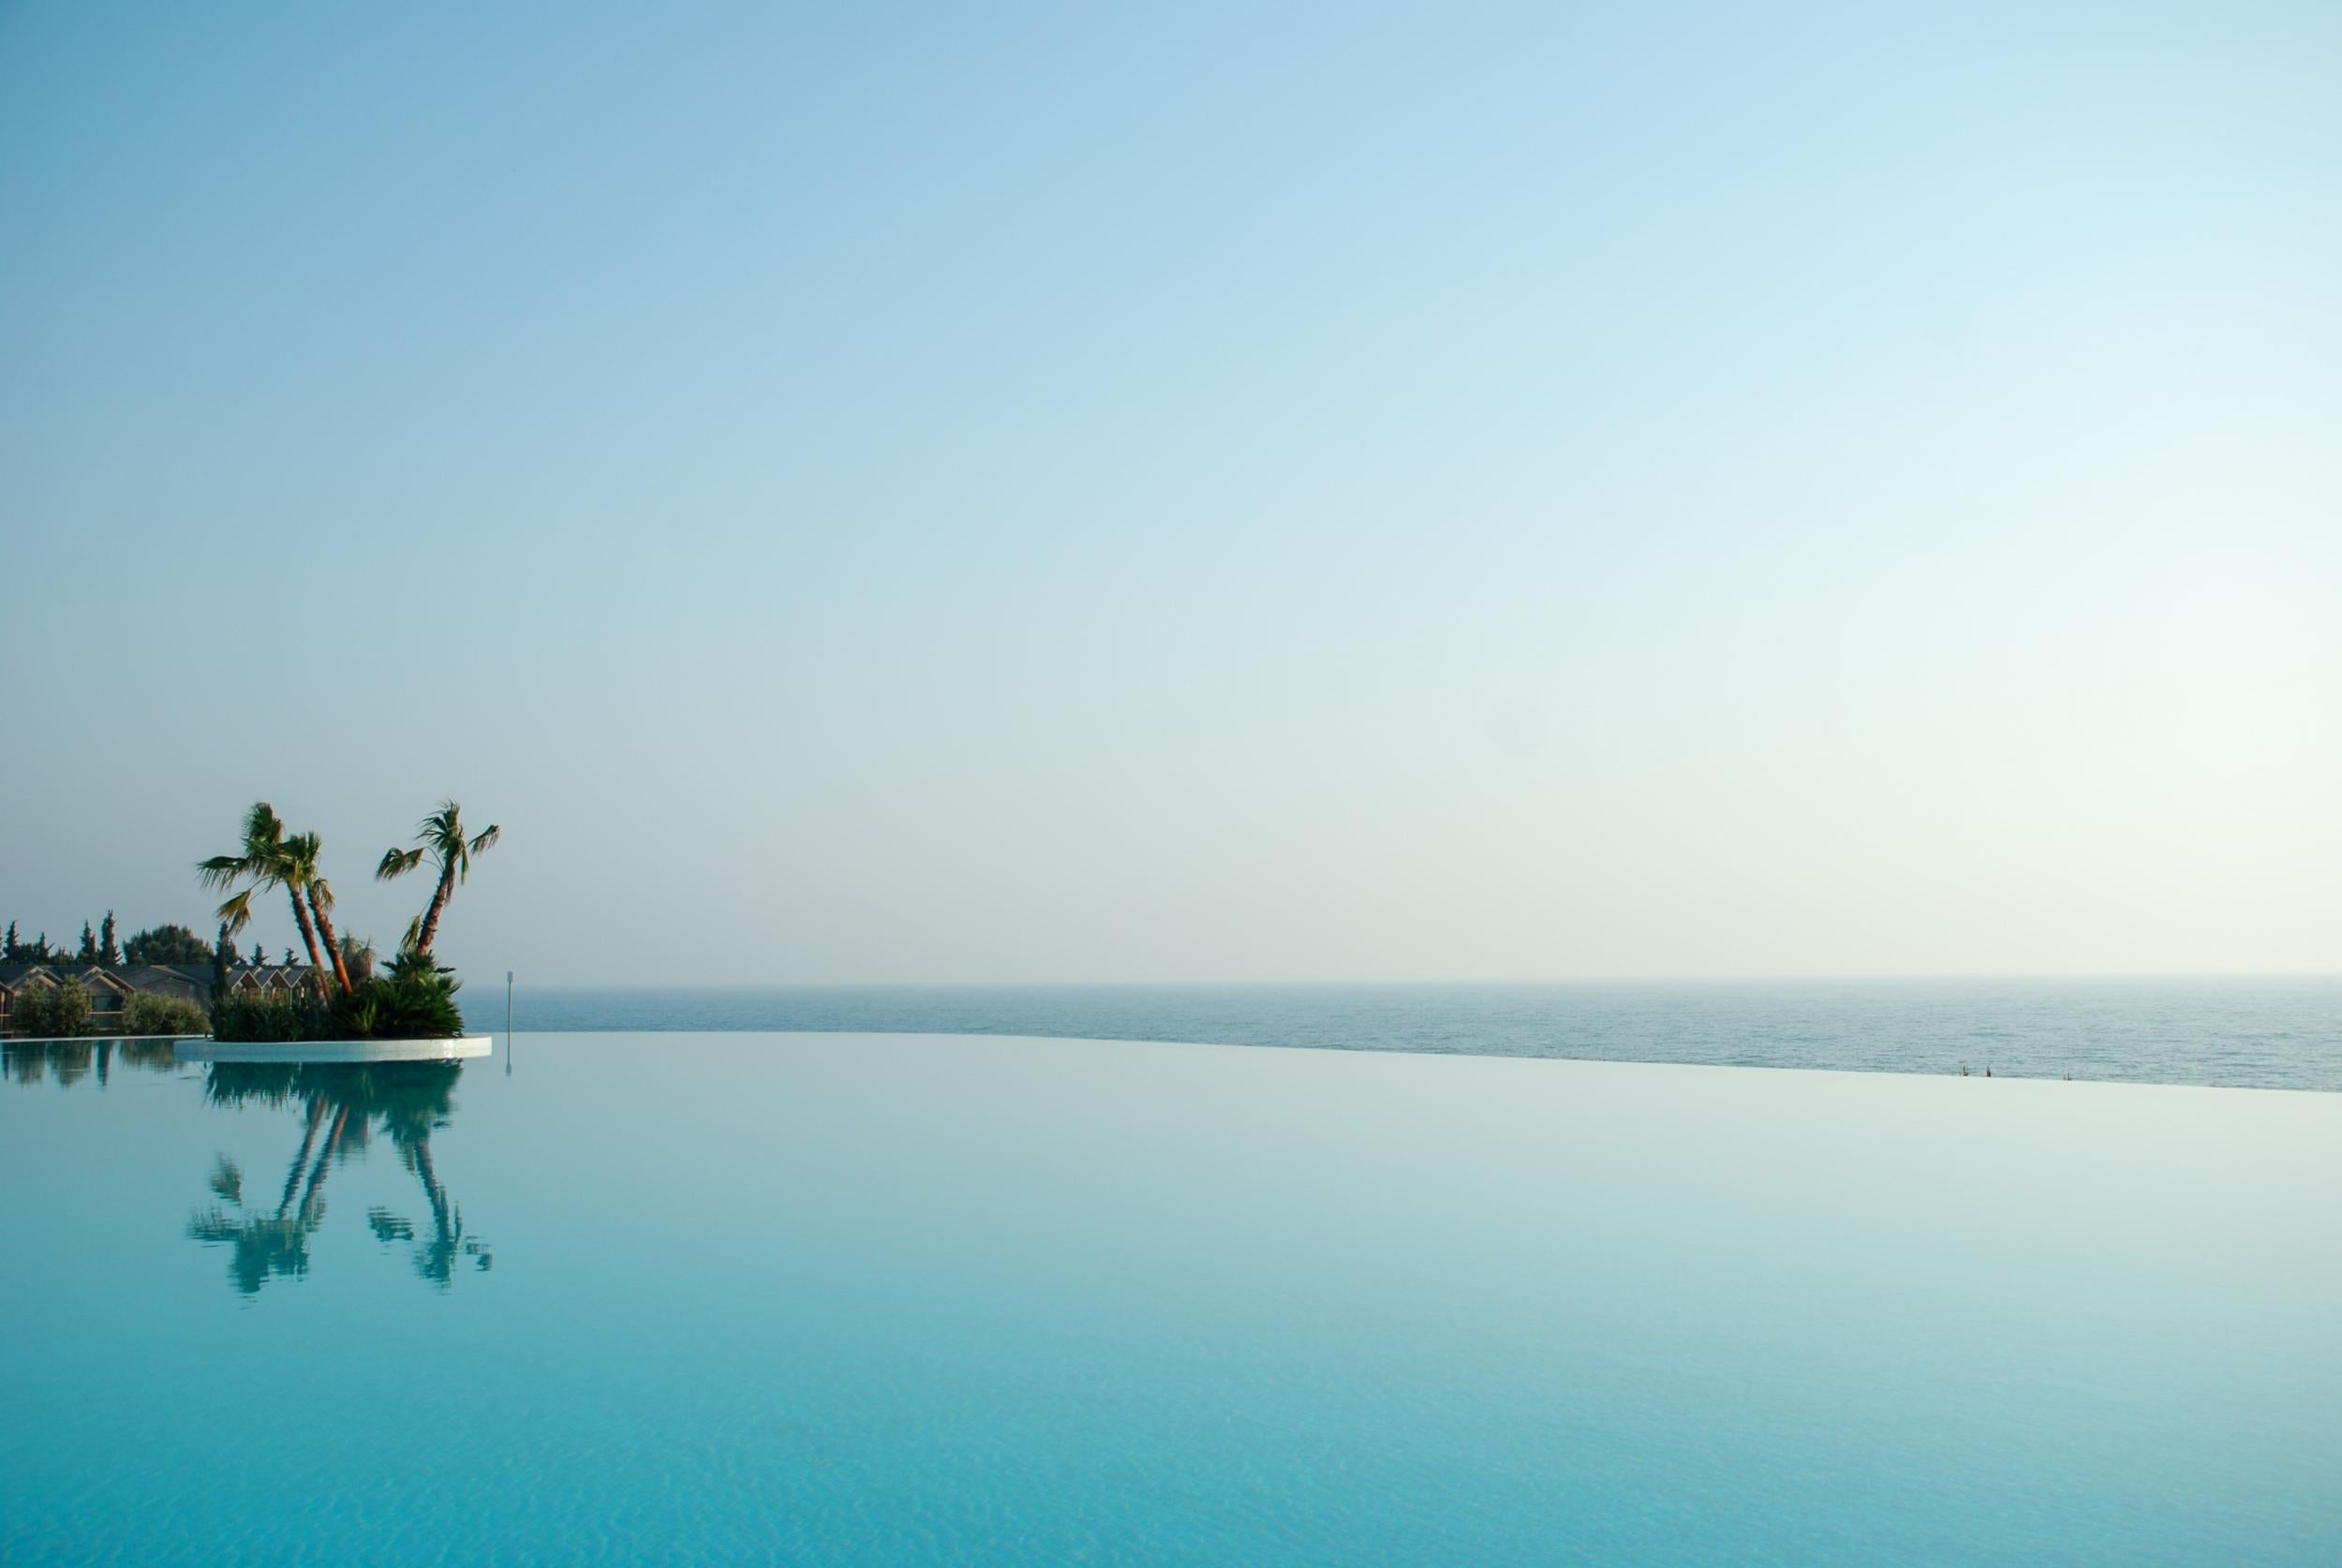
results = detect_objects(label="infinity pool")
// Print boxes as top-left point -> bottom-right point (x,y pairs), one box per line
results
4,1033 -> 2337,1563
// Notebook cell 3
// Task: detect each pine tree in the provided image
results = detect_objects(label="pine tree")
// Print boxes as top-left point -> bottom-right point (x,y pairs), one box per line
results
78,922 -> 99,964
3,920 -> 16,960
99,910 -> 120,966
215,921 -> 235,986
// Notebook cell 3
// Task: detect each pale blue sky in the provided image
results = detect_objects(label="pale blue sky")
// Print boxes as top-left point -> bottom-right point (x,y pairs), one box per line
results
4,2 -> 2336,984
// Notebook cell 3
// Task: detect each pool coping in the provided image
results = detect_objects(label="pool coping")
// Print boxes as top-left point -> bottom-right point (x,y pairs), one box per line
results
172,1035 -> 494,1063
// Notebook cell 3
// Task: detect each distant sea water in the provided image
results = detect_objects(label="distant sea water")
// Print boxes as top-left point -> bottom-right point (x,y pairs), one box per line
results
512,978 -> 2342,1092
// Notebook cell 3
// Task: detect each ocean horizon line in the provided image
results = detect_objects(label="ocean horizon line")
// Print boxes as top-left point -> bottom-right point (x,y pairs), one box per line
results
515,971 -> 2342,991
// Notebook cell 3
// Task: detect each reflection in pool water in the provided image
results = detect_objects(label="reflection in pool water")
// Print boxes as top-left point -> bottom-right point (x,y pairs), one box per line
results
188,1060 -> 491,1294
3,1036 -> 182,1088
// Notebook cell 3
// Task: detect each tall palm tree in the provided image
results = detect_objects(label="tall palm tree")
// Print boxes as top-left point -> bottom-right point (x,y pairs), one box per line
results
199,804 -> 333,988
377,801 -> 499,956
282,832 -> 354,995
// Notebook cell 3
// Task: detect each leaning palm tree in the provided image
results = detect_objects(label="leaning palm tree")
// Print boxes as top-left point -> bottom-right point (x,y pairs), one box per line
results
200,804 -> 334,989
376,801 -> 499,956
282,832 -> 354,995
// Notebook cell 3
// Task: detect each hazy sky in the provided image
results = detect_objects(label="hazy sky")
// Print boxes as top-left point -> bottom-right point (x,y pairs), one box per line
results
4,2 -> 2336,984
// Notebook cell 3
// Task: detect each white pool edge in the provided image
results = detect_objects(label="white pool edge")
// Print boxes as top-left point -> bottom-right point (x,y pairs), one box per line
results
173,1035 -> 494,1063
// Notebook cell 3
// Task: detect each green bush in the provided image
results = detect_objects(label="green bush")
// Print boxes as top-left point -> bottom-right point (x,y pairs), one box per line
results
334,975 -> 465,1040
8,986 -> 50,1038
336,952 -> 465,1039
123,993 -> 211,1037
210,993 -> 331,1043
10,979 -> 94,1039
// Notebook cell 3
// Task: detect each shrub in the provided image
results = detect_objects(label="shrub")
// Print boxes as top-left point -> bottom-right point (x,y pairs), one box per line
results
11,979 -> 94,1039
210,993 -> 331,1043
333,954 -> 465,1040
123,994 -> 210,1037
8,986 -> 51,1038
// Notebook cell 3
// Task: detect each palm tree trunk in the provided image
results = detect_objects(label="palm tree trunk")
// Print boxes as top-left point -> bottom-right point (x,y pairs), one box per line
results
299,1105 -> 350,1218
278,1100 -> 327,1217
415,862 -> 458,956
307,889 -> 354,995
412,1138 -> 453,1242
285,888 -> 329,993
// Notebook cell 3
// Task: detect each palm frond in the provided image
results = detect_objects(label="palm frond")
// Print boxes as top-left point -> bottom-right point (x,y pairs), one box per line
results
240,802 -> 285,857
377,847 -> 424,880
215,889 -> 256,937
276,832 -> 324,891
196,854 -> 252,891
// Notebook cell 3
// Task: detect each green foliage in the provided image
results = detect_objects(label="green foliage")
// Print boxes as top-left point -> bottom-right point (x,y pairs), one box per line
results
126,923 -> 215,965
334,973 -> 466,1041
210,964 -> 465,1043
210,993 -> 332,1043
11,979 -> 95,1039
339,952 -> 465,1039
123,993 -> 210,1037
8,985 -> 50,1038
77,923 -> 98,964
0,920 -> 48,961
99,911 -> 120,965
57,980 -> 92,1036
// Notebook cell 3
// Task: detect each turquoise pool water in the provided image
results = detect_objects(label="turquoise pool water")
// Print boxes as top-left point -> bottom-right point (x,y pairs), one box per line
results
5,1032 -> 2339,1563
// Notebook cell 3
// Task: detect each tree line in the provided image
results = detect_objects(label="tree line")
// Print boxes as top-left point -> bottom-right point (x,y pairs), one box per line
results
0,915 -> 319,973
2,914 -> 217,968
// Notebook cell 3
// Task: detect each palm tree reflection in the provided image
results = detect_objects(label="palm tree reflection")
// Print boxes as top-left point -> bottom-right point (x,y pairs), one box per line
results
188,1060 -> 491,1294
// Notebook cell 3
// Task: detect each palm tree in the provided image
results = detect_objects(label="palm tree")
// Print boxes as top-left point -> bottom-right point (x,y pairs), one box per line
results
377,801 -> 499,956
199,804 -> 334,988
339,933 -> 378,984
282,832 -> 354,995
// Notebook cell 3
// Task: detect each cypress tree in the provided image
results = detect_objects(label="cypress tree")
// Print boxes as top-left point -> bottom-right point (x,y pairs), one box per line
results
78,922 -> 98,964
3,920 -> 16,960
99,910 -> 120,966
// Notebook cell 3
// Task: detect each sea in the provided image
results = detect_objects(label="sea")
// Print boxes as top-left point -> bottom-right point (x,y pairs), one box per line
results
510,976 -> 2342,1091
